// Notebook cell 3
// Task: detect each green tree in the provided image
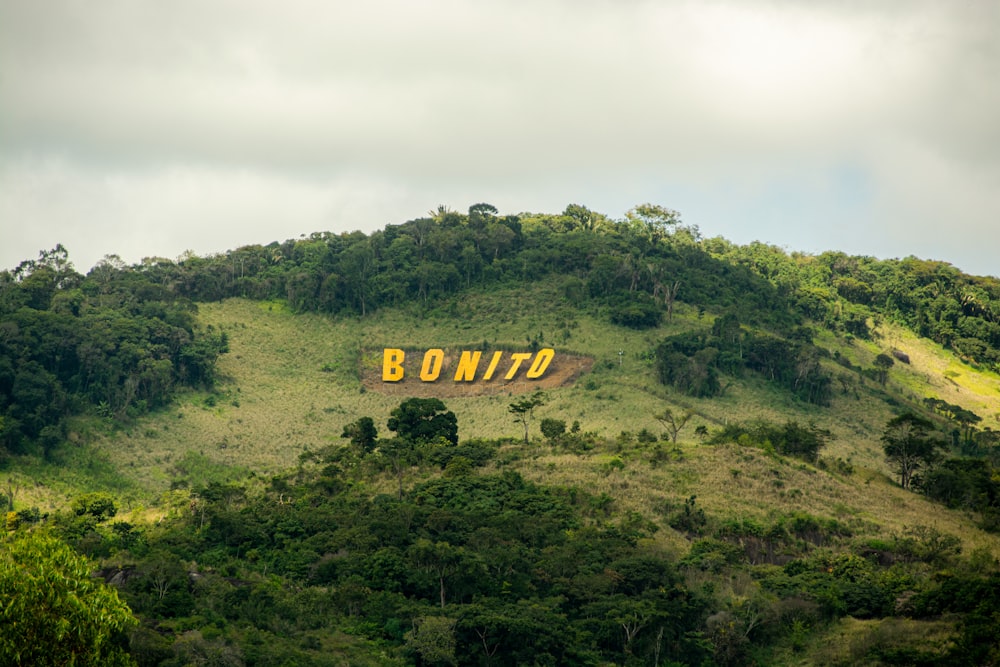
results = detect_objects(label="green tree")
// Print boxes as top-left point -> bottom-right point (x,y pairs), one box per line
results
405,615 -> 457,666
388,398 -> 458,445
341,416 -> 378,455
540,418 -> 567,442
774,420 -> 830,463
609,291 -> 663,329
71,492 -> 118,522
0,530 -> 136,666
378,437 -> 420,500
655,408 -> 693,444
408,539 -> 469,609
624,203 -> 682,245
338,240 -> 375,315
563,203 -> 609,232
509,391 -> 546,444
952,407 -> 983,449
882,413 -> 944,489
873,353 -> 895,385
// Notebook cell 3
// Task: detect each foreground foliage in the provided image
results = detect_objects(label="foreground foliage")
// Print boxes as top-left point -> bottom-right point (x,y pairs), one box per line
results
0,530 -> 136,666
3,415 -> 992,665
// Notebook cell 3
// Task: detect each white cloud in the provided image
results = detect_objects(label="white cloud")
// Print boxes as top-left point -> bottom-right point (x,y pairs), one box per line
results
1,0 -> 997,277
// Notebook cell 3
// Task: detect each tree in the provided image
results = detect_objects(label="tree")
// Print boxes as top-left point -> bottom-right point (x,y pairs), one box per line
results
0,530 -> 136,666
408,539 -> 469,609
405,615 -> 458,666
509,391 -> 546,444
71,492 -> 118,522
662,280 -> 681,322
609,292 -> 662,329
341,416 -> 378,455
338,240 -> 375,315
624,203 -> 682,245
378,437 -> 420,499
648,261 -> 682,322
468,202 -> 498,226
774,420 -> 830,463
882,413 -> 944,489
873,353 -> 895,386
563,203 -> 608,232
655,408 -> 693,444
922,458 -> 998,511
540,418 -> 566,442
387,398 -> 458,445
951,407 -> 983,449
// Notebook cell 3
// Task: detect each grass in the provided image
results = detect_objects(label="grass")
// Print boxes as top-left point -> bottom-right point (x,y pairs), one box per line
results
2,442 -> 143,514
769,616 -> 958,666
9,284 -> 989,564
877,324 -> 1000,427
507,437 -> 1000,559
7,285 -> 1000,667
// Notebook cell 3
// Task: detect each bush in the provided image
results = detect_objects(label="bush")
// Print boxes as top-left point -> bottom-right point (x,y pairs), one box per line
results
427,439 -> 498,469
609,292 -> 663,329
540,418 -> 566,442
709,420 -> 829,463
71,492 -> 118,521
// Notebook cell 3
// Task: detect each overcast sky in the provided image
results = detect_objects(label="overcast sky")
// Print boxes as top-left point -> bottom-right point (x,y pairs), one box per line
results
2,0 -> 998,278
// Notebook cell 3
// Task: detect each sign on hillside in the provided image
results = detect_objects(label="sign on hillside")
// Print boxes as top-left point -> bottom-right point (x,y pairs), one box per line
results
360,347 -> 593,397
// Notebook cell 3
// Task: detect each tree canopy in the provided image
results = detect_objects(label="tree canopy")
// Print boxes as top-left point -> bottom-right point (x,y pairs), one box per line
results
882,413 -> 945,489
0,530 -> 136,666
387,397 -> 458,445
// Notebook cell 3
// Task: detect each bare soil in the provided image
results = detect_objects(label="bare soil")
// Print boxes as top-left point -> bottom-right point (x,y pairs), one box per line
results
360,347 -> 594,398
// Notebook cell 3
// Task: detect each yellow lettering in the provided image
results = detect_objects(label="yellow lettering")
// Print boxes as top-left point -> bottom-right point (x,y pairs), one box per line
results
526,348 -> 555,379
483,351 -> 504,380
453,350 -> 483,381
420,348 -> 444,381
382,348 -> 405,382
505,353 -> 533,380
381,347 -> 561,384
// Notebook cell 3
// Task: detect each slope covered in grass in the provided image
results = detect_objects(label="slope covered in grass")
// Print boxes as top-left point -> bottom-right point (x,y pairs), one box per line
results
4,206 -> 1000,665
84,284 -> 1000,553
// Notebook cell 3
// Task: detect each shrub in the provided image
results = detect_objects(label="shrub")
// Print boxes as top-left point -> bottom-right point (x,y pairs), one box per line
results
540,418 -> 566,442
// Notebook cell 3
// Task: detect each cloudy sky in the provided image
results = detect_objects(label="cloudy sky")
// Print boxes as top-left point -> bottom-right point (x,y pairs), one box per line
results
2,0 -> 998,277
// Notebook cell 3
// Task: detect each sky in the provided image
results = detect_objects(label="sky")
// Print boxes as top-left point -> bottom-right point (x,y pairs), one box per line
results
1,0 -> 998,278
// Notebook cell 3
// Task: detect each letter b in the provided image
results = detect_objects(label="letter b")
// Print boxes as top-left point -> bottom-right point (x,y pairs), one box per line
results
382,348 -> 405,382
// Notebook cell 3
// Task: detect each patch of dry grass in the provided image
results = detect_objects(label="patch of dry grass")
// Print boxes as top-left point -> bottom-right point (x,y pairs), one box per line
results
81,292 -> 1000,562
509,438 -> 1000,560
778,616 -> 957,667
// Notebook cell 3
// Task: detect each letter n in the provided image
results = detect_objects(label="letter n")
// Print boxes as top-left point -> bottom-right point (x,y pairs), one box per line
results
453,351 -> 482,381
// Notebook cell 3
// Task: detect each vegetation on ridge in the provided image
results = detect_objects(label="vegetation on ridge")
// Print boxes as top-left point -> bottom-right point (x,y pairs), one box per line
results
2,202 -> 1000,665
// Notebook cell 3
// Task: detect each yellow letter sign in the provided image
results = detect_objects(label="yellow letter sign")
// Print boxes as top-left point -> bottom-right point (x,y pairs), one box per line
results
380,348 -> 556,383
382,348 -> 405,382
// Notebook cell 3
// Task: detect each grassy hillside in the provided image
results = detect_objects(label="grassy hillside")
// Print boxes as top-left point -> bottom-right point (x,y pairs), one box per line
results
0,210 -> 1000,667
78,285 -> 1000,557
5,236 -> 1000,665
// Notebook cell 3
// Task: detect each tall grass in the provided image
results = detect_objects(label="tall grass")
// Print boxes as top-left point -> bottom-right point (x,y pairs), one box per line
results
70,288 -> 1000,559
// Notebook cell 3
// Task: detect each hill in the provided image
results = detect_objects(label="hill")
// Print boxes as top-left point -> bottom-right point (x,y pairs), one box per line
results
3,204 -> 1000,665
84,285 -> 1000,541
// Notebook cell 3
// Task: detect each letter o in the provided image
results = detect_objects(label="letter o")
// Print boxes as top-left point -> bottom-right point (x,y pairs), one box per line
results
526,348 -> 555,379
420,349 -> 444,381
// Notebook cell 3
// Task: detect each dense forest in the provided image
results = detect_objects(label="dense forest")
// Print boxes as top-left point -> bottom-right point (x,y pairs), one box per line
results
3,203 -> 1000,665
4,203 -> 999,460
5,399 -> 1000,666
0,245 -> 229,460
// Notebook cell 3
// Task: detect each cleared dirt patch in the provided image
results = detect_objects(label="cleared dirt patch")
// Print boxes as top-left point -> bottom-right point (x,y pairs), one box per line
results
360,347 -> 594,397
